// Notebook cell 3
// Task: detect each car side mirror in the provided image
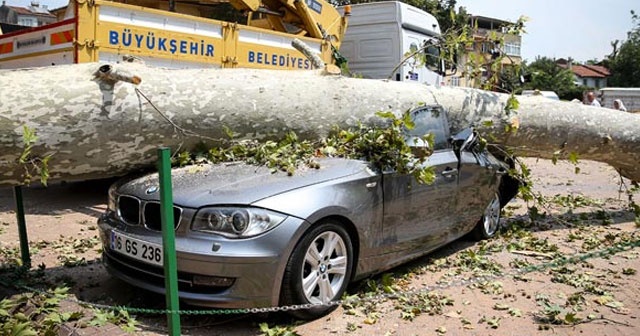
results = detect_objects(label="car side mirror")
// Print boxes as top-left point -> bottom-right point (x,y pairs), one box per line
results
450,128 -> 478,158
407,136 -> 432,159
424,44 -> 445,76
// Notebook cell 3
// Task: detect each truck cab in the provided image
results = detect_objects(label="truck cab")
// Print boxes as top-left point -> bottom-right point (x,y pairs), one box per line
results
338,1 -> 443,85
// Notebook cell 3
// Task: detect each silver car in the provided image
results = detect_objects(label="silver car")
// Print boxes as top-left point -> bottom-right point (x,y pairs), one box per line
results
98,105 -> 516,319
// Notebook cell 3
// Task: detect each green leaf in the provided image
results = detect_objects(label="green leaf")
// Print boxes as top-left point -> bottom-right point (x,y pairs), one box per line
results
22,125 -> 37,145
508,308 -> 522,317
401,311 -> 415,320
89,310 -> 113,327
482,120 -> 494,127
258,323 -> 300,336
594,295 -> 615,305
622,268 -> 636,275
222,125 -> 234,139
375,111 -> 395,119
13,312 -> 29,321
564,312 -> 581,324
68,311 -> 84,320
423,133 -> 436,149
402,111 -> 415,130
10,322 -> 38,336
505,94 -> 520,112
605,301 -> 624,309
416,168 -> 436,185
363,312 -> 379,325
38,154 -> 52,186
493,303 -> 510,310
568,152 -> 579,165
121,323 -> 138,333
487,316 -> 501,328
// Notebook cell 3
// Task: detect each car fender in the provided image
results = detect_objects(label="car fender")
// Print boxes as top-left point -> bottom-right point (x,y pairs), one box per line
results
252,173 -> 383,249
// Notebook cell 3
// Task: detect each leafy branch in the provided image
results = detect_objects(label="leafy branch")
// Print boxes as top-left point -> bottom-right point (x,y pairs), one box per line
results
175,110 -> 436,184
18,126 -> 52,186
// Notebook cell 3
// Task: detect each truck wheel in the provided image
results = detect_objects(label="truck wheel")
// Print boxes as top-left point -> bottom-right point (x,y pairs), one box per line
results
471,192 -> 501,240
280,222 -> 353,320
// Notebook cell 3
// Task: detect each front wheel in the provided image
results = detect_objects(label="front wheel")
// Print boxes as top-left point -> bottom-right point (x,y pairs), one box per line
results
280,222 -> 354,320
471,192 -> 501,240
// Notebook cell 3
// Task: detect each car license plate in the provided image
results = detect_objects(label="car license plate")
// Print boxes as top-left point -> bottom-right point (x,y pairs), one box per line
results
110,230 -> 163,266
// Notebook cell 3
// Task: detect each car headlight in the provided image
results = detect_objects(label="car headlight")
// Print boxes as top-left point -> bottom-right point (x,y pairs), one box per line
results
192,207 -> 286,238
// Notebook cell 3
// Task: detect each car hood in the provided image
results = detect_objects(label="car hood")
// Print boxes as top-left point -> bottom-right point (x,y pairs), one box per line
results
116,158 -> 371,208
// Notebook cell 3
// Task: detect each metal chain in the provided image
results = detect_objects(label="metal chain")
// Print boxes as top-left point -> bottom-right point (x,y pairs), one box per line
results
11,234 -> 640,316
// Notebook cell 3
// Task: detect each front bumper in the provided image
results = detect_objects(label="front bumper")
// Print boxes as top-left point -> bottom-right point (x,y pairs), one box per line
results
98,211 -> 309,308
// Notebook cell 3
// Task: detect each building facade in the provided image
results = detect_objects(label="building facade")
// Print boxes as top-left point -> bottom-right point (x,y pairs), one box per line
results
446,15 -> 523,89
556,59 -> 610,89
0,1 -> 56,28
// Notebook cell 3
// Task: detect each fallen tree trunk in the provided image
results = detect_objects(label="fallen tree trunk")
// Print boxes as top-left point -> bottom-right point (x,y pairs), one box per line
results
0,62 -> 639,186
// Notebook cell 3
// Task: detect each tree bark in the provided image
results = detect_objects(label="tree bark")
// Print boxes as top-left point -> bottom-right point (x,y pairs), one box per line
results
0,62 -> 638,186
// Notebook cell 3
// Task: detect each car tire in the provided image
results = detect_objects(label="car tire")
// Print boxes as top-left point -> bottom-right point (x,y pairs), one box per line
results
471,192 -> 501,241
280,221 -> 354,320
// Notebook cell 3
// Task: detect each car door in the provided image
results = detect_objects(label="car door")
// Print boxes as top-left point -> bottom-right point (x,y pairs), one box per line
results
381,106 -> 458,257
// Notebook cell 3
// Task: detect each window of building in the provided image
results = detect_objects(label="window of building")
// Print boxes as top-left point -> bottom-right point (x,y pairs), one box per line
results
17,16 -> 37,27
481,42 -> 489,53
480,42 -> 498,54
504,42 -> 521,56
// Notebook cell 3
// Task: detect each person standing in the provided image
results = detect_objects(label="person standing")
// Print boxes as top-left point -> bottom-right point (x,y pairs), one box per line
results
613,99 -> 627,112
586,91 -> 601,107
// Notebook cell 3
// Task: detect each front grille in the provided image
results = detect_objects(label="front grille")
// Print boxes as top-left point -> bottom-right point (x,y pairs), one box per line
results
116,196 -> 182,230
118,196 -> 140,224
143,202 -> 182,231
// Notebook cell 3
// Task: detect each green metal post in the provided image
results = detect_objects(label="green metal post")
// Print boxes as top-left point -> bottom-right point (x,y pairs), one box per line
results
13,186 -> 31,269
158,148 -> 181,335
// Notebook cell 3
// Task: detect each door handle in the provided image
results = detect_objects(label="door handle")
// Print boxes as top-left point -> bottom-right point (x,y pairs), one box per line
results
441,168 -> 458,177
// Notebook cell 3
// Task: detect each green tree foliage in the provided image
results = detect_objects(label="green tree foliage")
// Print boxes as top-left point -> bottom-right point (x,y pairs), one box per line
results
498,66 -> 524,93
608,11 -> 640,87
522,57 -> 577,100
415,0 -> 469,33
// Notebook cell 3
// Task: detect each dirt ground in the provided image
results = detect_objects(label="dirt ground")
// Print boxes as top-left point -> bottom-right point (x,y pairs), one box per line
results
1,158 -> 639,336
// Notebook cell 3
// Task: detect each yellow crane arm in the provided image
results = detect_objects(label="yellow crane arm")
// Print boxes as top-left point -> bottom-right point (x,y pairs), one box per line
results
227,0 -> 347,45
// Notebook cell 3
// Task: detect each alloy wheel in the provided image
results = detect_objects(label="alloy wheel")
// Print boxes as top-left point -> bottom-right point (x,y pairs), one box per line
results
483,193 -> 501,236
301,231 -> 348,304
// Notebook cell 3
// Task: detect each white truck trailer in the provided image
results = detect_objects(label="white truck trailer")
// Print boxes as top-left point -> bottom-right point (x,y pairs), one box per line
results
338,1 -> 443,86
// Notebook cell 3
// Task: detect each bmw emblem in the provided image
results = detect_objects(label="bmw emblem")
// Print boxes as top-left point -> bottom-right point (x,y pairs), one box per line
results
145,185 -> 158,194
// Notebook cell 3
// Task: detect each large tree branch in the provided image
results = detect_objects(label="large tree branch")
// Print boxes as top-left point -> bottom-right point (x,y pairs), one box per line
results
0,63 -> 638,186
